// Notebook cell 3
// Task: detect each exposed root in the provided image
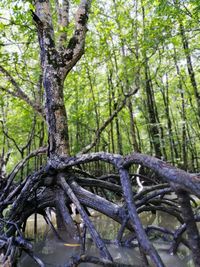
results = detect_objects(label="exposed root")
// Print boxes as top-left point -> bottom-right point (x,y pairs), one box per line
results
0,151 -> 200,266
65,254 -> 138,267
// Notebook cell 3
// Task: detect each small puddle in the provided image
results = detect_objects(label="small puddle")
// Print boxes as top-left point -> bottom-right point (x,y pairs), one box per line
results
17,211 -> 193,267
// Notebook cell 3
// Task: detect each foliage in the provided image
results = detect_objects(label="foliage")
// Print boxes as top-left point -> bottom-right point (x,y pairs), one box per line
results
0,0 -> 200,174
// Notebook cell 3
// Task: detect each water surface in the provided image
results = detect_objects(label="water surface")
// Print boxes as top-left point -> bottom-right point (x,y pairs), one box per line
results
18,211 -> 193,267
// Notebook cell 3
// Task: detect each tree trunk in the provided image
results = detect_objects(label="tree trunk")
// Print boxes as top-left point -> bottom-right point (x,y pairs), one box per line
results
33,0 -> 91,157
44,71 -> 70,156
173,0 -> 200,118
141,3 -> 162,158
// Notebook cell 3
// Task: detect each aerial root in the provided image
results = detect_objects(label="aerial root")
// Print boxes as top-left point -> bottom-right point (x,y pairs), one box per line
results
64,254 -> 140,267
58,173 -> 113,262
176,190 -> 200,266
1,151 -> 200,266
118,168 -> 164,267
0,226 -> 44,267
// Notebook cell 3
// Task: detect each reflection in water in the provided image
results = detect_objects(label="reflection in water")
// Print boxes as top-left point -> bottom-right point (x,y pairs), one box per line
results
18,212 -> 193,267
140,211 -> 180,230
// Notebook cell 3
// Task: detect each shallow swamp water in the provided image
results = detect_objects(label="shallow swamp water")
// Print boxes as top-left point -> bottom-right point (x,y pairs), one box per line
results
17,210 -> 194,267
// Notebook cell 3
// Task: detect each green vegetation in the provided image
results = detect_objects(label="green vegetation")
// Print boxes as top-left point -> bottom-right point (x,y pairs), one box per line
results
0,0 -> 199,172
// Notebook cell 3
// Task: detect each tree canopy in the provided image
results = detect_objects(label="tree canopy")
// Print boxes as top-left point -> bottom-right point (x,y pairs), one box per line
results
0,0 -> 200,171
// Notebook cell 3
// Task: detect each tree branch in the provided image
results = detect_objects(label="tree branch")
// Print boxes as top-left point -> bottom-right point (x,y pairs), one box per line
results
0,66 -> 44,116
63,0 -> 92,75
56,0 -> 69,50
124,153 -> 200,197
79,89 -> 138,154
49,152 -> 200,198
33,1 -> 56,67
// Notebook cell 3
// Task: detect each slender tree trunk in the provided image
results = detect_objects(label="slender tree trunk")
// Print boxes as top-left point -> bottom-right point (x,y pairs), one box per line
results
159,73 -> 179,164
85,63 -> 100,152
107,71 -> 116,154
180,22 -> 200,118
173,0 -> 200,118
144,61 -> 162,158
128,101 -> 140,152
108,74 -> 115,154
113,0 -> 140,153
129,0 -> 141,153
141,3 -> 162,158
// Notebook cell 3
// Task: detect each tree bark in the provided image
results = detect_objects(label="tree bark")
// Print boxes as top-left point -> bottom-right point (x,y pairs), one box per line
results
33,0 -> 92,157
176,190 -> 200,267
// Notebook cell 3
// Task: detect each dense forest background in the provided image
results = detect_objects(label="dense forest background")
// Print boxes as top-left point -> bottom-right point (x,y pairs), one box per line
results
0,0 -> 200,175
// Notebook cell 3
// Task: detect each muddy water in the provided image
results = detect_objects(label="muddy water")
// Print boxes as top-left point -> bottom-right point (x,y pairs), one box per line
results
18,211 -> 193,267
